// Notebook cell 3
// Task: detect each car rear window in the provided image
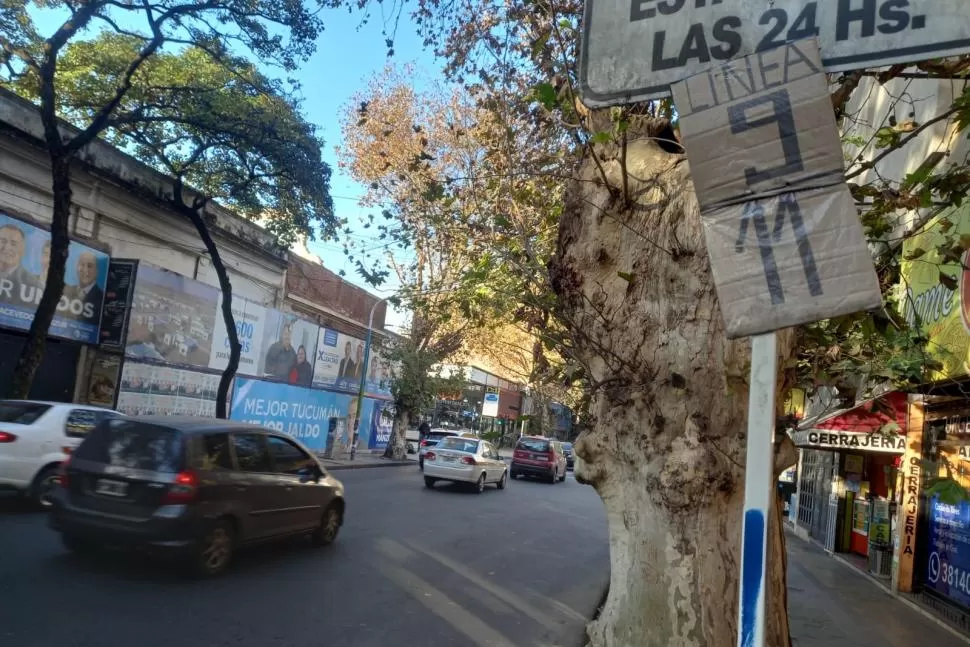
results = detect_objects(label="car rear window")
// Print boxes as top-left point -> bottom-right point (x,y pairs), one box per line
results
438,437 -> 480,453
517,438 -> 550,453
0,402 -> 51,424
428,432 -> 455,442
75,419 -> 183,472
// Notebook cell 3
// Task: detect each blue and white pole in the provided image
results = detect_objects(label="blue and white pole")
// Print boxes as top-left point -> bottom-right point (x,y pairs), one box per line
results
737,332 -> 777,647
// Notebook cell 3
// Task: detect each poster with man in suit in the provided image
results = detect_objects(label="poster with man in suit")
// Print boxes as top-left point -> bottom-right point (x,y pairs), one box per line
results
0,212 -> 109,344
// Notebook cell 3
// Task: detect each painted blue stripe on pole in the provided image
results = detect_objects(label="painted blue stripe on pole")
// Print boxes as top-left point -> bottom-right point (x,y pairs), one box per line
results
740,509 -> 765,647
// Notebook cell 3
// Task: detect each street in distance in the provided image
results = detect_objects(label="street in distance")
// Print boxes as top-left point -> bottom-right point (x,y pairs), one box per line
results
580,0 -> 970,106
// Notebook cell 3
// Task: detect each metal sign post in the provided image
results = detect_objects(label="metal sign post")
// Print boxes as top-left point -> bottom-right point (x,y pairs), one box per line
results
737,332 -> 777,647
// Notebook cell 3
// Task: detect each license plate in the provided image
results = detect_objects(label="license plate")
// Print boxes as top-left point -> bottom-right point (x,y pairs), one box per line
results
442,455 -> 457,463
95,479 -> 128,497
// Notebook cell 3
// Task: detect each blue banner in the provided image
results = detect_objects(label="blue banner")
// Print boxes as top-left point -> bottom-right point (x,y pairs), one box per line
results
925,496 -> 970,608
230,377 -> 388,452
0,213 -> 109,344
368,400 -> 394,449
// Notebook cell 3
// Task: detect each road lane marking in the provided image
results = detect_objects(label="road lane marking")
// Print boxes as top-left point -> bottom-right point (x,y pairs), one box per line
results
403,540 -> 568,632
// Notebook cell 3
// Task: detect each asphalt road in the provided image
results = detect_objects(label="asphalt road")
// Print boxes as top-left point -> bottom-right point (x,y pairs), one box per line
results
0,466 -> 609,647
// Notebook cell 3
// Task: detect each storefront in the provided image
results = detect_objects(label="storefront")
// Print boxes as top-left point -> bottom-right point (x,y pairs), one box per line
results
792,391 -> 908,577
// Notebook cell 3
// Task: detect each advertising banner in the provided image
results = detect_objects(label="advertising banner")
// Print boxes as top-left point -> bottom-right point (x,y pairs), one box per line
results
0,212 -> 109,344
125,265 -> 219,367
925,496 -> 970,608
85,352 -> 121,408
312,327 -> 367,392
257,310 -> 319,386
368,400 -> 394,449
116,360 -> 222,417
363,349 -> 394,400
208,294 -> 267,374
231,377 -> 360,452
98,259 -> 138,351
900,206 -> 970,382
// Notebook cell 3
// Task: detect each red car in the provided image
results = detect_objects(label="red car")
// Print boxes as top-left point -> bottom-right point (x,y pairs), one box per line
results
509,436 -> 567,483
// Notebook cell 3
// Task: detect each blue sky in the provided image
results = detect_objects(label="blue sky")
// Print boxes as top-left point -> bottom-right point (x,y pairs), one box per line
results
28,4 -> 442,329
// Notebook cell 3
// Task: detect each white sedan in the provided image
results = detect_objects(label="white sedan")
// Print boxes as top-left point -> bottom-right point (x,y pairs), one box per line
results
0,400 -> 122,507
423,437 -> 508,493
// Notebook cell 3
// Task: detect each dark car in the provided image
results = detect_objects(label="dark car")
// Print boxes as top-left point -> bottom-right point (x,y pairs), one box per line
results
509,436 -> 567,483
49,417 -> 345,576
562,442 -> 574,470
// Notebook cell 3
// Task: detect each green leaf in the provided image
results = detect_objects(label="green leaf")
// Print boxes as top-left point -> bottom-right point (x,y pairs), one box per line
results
927,478 -> 970,505
532,82 -> 558,110
590,131 -> 612,144
904,247 -> 927,260
617,271 -> 634,282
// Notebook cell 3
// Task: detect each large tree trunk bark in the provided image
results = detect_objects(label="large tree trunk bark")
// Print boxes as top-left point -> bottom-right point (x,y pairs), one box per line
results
550,119 -> 793,647
174,193 -> 240,419
7,156 -> 72,398
384,406 -> 410,460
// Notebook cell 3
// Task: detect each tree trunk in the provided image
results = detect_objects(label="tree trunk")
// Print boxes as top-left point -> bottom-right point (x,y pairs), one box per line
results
6,156 -> 72,398
384,406 -> 410,459
177,200 -> 240,419
549,120 -> 794,647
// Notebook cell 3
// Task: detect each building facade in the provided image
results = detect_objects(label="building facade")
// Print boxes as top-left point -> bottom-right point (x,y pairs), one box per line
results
0,89 -> 395,454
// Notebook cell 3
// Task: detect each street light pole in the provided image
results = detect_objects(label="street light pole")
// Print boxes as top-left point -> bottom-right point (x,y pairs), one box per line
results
351,296 -> 386,459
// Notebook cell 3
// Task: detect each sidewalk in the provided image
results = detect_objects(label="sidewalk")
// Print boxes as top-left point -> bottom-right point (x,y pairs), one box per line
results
319,451 -> 416,471
787,532 -> 968,647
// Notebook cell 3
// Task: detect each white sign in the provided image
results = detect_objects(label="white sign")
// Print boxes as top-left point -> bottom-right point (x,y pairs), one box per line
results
581,0 -> 970,105
208,295 -> 267,374
792,429 -> 905,453
482,392 -> 500,418
671,40 -> 881,337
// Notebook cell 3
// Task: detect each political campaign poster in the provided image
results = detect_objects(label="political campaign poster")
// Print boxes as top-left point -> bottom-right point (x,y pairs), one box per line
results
312,327 -> 368,393
0,212 -> 109,344
116,360 -> 223,417
257,310 -> 319,386
125,264 -> 219,367
208,294 -> 267,375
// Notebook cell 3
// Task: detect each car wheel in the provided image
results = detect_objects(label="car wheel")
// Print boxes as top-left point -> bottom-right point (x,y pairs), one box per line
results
61,533 -> 96,555
475,473 -> 486,494
193,519 -> 234,577
32,465 -> 60,509
497,470 -> 508,490
419,458 -> 424,471
312,504 -> 342,546
424,476 -> 436,488
509,471 -> 518,479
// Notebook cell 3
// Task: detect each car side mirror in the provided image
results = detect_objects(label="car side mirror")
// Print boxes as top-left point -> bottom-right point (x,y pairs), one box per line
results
299,466 -> 321,483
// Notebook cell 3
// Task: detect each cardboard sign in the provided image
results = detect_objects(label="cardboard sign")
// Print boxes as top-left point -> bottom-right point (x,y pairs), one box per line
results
581,0 -> 970,105
672,39 -> 881,338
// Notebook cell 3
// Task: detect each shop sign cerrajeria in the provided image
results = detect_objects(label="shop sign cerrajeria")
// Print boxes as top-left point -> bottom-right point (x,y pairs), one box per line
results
900,205 -> 970,381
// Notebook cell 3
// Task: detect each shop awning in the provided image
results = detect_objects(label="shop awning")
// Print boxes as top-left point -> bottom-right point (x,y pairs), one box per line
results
791,391 -> 908,454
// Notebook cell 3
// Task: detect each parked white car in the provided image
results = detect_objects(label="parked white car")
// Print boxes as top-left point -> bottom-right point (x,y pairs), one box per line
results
423,436 -> 508,493
0,401 -> 123,507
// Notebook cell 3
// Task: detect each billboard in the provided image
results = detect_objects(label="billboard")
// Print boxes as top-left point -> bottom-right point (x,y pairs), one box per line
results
208,294 -> 267,374
257,310 -> 319,386
116,359 -> 223,417
125,265 -> 218,366
900,206 -> 970,381
312,327 -> 367,392
0,212 -> 109,344
231,377 -> 366,451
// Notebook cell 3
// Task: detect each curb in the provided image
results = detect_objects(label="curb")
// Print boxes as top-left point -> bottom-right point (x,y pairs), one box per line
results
324,460 -> 415,471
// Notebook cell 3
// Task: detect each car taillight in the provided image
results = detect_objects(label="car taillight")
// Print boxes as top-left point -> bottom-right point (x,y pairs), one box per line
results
161,470 -> 198,504
57,456 -> 70,488
460,456 -> 476,465
0,431 -> 17,443
420,440 -> 430,447
425,451 -> 436,462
